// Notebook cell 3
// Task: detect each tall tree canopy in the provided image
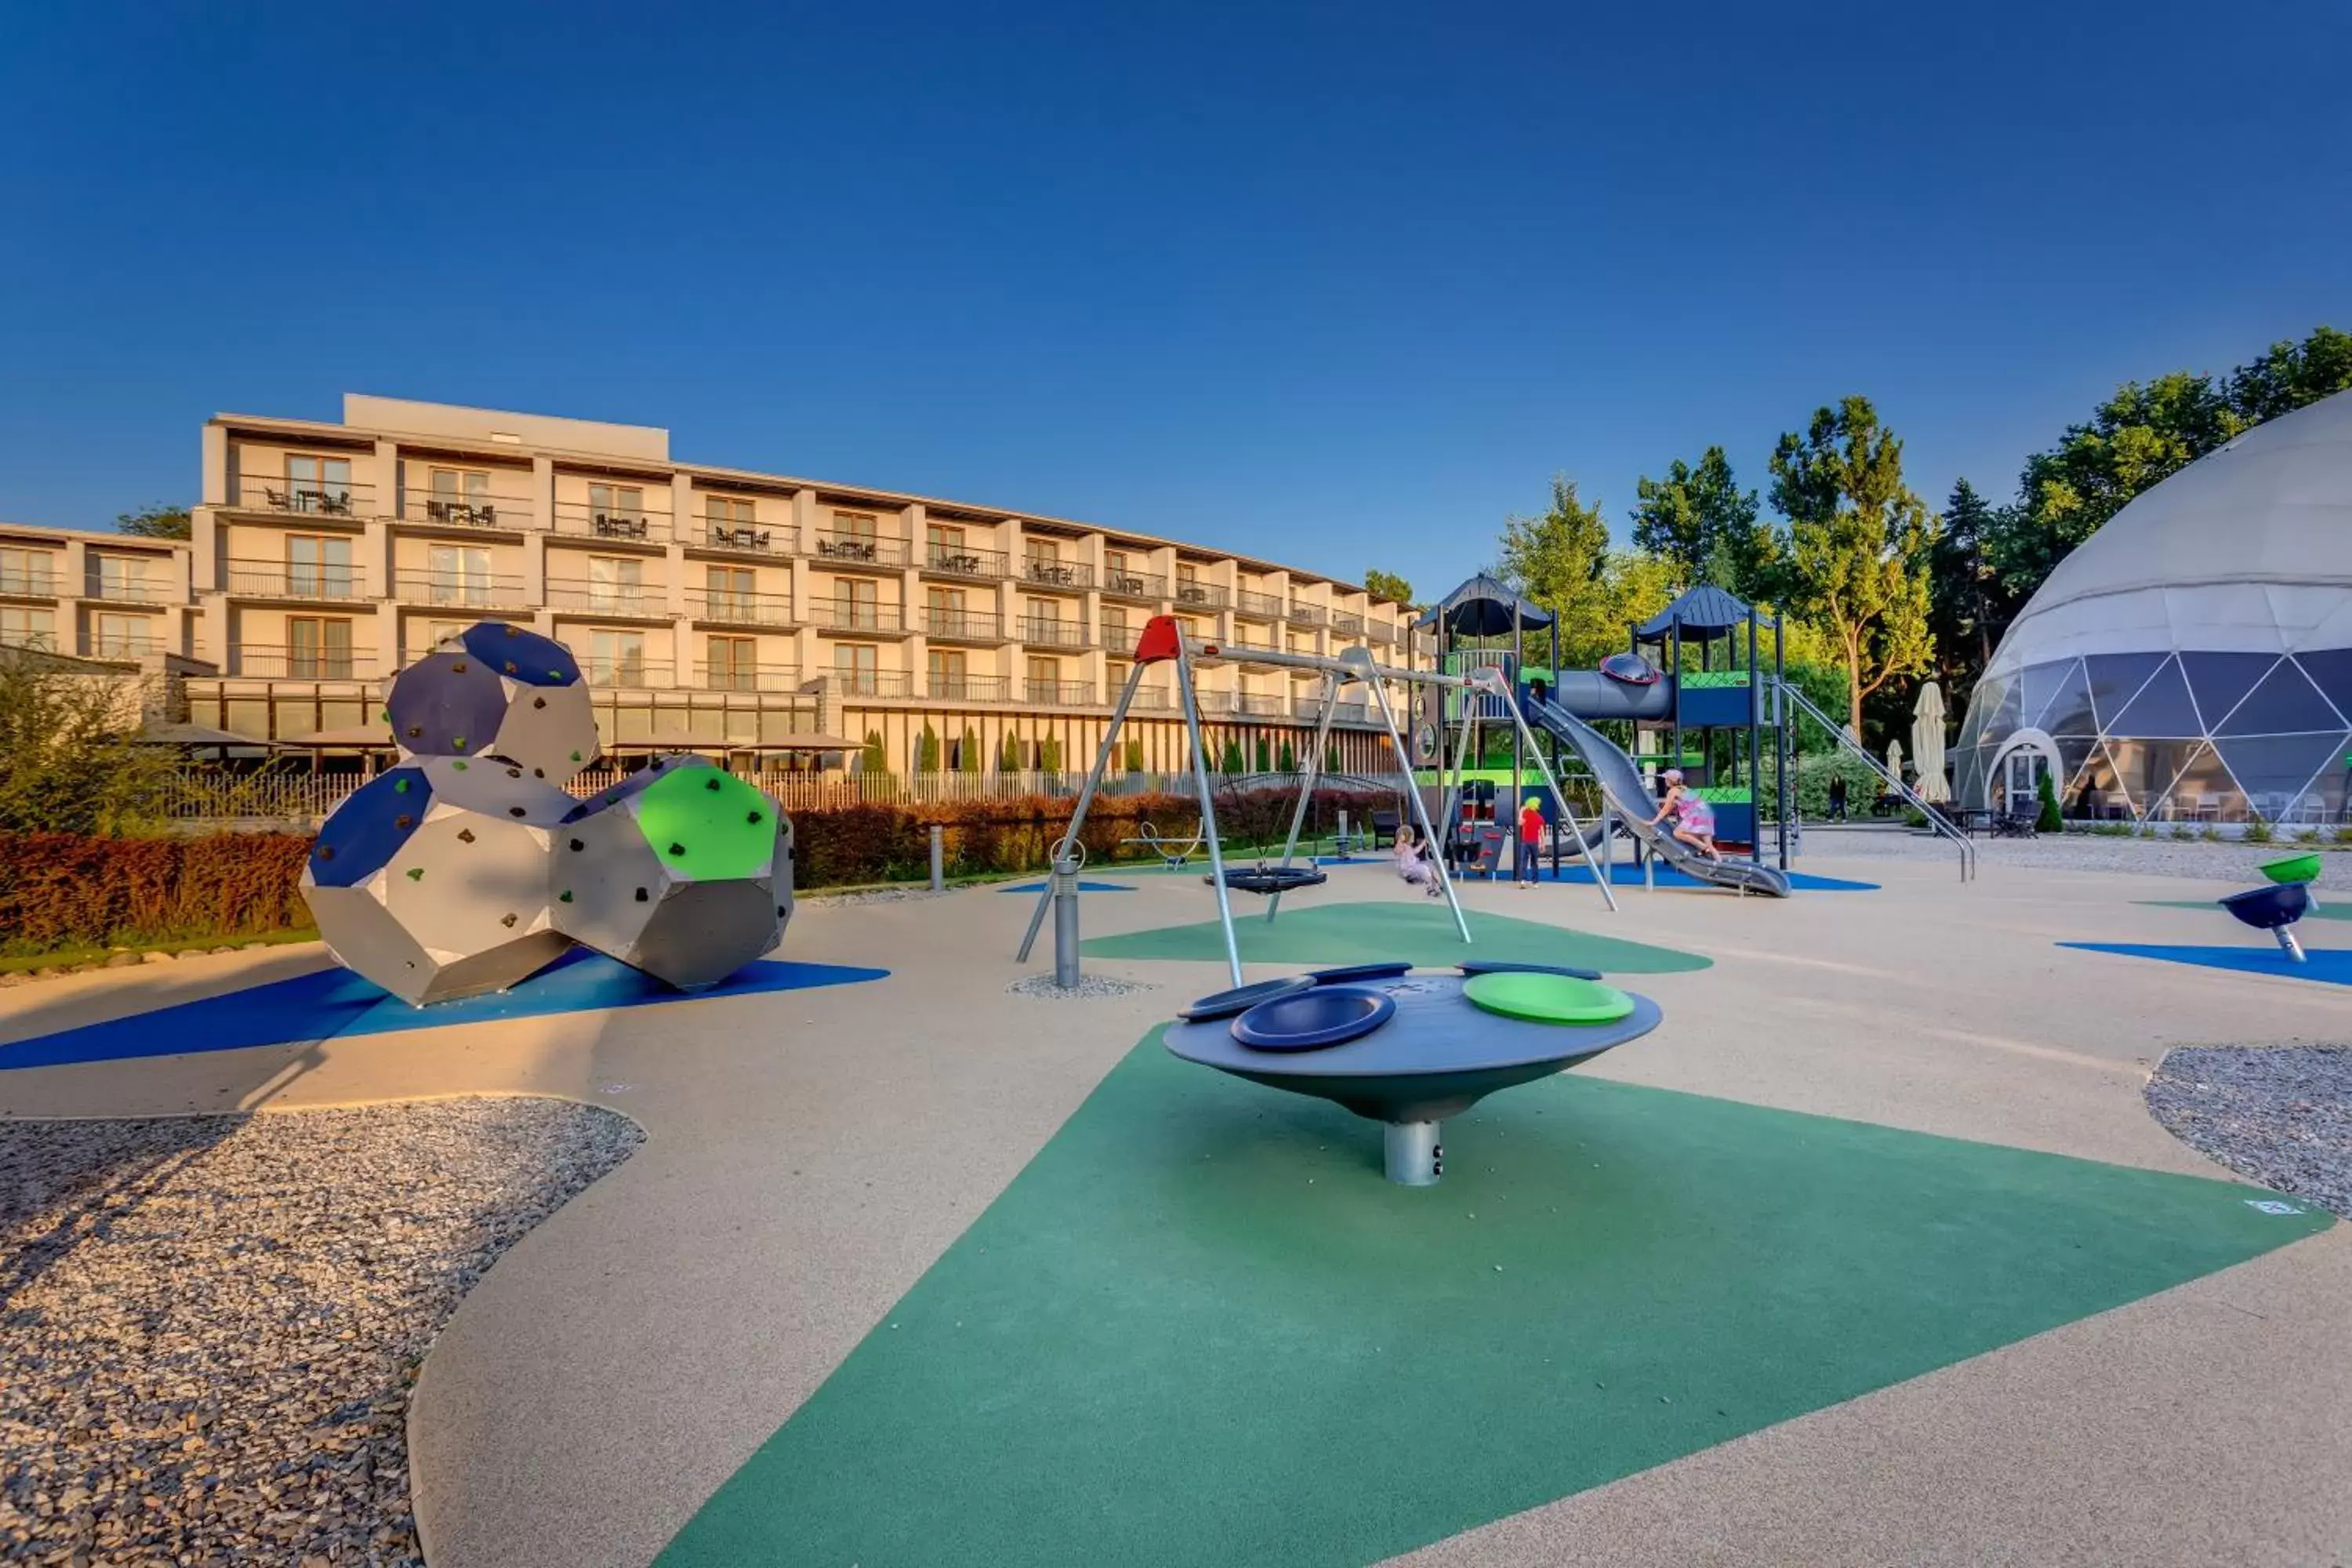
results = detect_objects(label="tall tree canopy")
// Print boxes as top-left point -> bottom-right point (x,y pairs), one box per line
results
1628,446 -> 1772,594
1362,568 -> 1414,605
1496,477 -> 1674,668
116,504 -> 191,540
1767,397 -> 1936,735
1926,477 -> 2016,697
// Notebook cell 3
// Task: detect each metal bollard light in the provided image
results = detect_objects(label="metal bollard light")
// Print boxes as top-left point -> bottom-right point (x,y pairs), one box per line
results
929,824 -> 946,891
1051,854 -> 1082,988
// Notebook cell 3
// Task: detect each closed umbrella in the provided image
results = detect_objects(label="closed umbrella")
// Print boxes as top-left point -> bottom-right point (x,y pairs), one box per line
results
1911,681 -> 1951,804
1886,737 -> 1905,785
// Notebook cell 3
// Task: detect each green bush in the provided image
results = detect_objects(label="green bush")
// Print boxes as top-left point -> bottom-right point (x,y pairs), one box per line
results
1788,752 -> 1886,819
2035,770 -> 2063,833
2246,815 -> 2275,843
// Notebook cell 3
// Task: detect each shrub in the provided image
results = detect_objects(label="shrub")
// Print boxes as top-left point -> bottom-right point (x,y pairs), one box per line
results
2246,815 -> 2275,844
0,831 -> 313,954
961,729 -> 982,775
2035,770 -> 2063,834
1788,752 -> 1885,818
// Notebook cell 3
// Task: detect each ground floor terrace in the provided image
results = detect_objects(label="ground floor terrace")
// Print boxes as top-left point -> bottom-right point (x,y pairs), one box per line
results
2,840 -> 2347,1566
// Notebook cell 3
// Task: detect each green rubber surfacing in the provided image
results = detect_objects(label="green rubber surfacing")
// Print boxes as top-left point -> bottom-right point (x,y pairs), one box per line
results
657,1033 -> 2329,1568
1082,900 -> 1712,972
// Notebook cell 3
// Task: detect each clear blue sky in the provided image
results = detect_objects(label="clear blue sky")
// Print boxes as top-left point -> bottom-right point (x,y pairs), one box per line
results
2,2 -> 2345,596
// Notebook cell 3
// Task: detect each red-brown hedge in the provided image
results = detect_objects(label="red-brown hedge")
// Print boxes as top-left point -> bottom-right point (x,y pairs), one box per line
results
0,831 -> 314,953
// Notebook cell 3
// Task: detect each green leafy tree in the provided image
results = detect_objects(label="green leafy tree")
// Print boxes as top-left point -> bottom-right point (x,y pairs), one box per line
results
2227,325 -> 2352,423
2035,768 -> 2063,833
860,730 -> 887,775
1628,447 -> 1773,594
115,504 -> 191,540
1926,478 -> 2017,695
998,731 -> 1023,772
1278,740 -> 1296,771
1497,478 -> 1679,671
0,656 -> 177,834
1254,735 -> 1272,771
1122,738 -> 1145,773
1040,735 -> 1063,773
961,728 -> 982,774
915,724 -> 941,773
1767,397 -> 1936,738
1220,736 -> 1245,772
1363,568 -> 1415,606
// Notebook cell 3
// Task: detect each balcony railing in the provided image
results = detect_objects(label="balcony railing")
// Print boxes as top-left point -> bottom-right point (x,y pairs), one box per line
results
927,673 -> 1011,702
547,580 -> 670,619
551,499 -> 672,543
400,488 -> 533,531
693,662 -> 803,692
922,542 -> 1009,580
829,669 -> 915,699
578,657 -> 673,688
687,587 -> 796,626
1237,693 -> 1287,717
394,570 -> 532,612
225,560 -> 370,601
229,642 -> 373,680
1232,590 -> 1282,619
85,574 -> 173,604
1225,629 -> 1277,653
1023,679 -> 1096,706
1286,601 -> 1325,627
1100,568 -> 1167,601
1127,686 -> 1174,711
1018,557 -> 1093,591
922,607 -> 1004,641
1174,580 -> 1229,610
1330,611 -> 1365,636
1099,620 -> 1139,654
1195,689 -> 1238,714
0,569 -> 59,597
810,597 -> 904,634
1368,622 -> 1397,646
229,477 -> 376,519
1019,617 -> 1088,648
84,636 -> 166,659
694,520 -> 797,556
813,530 -> 908,568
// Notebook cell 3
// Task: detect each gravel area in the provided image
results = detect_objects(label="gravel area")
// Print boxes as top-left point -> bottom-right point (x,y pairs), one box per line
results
1799,826 -> 2349,886
800,886 -> 951,907
2145,1044 -> 2352,1218
1007,973 -> 1158,1000
0,1098 -> 641,1566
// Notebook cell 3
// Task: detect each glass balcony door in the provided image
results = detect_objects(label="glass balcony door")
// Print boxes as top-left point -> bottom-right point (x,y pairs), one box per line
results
288,535 -> 354,598
427,545 -> 493,608
289,615 -> 354,678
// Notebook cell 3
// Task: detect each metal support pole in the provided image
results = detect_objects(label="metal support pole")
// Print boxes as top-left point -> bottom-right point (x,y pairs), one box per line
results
1268,670 -> 1343,922
2278,926 -> 2308,964
1018,659 -> 1148,963
929,824 -> 945,892
1368,664 -> 1470,943
1176,637 -> 1245,986
1483,670 -> 1616,913
1384,1120 -> 1442,1185
1052,854 -> 1082,986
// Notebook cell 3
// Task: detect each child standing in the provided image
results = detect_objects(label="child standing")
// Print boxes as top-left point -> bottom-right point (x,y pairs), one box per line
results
1516,794 -> 1544,887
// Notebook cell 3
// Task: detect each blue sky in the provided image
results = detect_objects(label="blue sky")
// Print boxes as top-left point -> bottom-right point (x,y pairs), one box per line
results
2,1 -> 2345,596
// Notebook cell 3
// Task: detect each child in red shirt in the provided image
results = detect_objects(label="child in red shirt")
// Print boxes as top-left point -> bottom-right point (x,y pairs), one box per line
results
1516,795 -> 1544,887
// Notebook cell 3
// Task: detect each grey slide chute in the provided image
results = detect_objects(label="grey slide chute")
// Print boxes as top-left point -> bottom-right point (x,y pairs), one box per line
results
1523,693 -> 1791,898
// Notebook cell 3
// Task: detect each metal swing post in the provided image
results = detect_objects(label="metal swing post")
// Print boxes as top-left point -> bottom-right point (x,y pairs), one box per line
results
1480,668 -> 1617,913
1174,632 -> 1245,985
1266,669 -> 1343,923
1370,668 -> 1471,944
1015,656 -> 1149,964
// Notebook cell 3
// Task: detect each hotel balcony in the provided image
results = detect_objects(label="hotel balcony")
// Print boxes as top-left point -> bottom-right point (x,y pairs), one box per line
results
812,530 -> 908,570
1330,610 -> 1365,637
397,486 -> 534,533
1127,684 -> 1175,711
829,669 -> 916,699
920,542 -> 1008,583
1234,590 -> 1283,621
1367,622 -> 1397,646
688,519 -> 798,558
1018,557 -> 1092,592
1100,568 -> 1168,602
578,656 -> 673,689
0,568 -> 60,599
550,499 -> 671,545
395,570 -> 535,615
1023,678 -> 1096,707
84,575 -> 175,604
224,560 -> 371,603
927,673 -> 1011,702
921,606 -> 1004,643
227,642 -> 376,680
546,580 -> 671,622
226,477 -> 376,521
1194,689 -> 1238,715
810,598 -> 907,636
1018,615 -> 1090,650
1174,580 -> 1229,611
1285,601 -> 1324,628
83,633 -> 167,659
693,662 -> 804,693
686,586 -> 797,628
1237,692 -> 1287,717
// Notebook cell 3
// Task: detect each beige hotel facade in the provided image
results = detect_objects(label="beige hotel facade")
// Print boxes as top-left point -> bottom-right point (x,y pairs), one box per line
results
0,395 -> 1429,775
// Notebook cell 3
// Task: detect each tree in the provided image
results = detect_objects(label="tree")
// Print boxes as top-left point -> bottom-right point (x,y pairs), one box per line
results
1219,736 -> 1246,773
1926,478 -> 2016,697
2227,325 -> 2352,423
1628,447 -> 1773,594
2035,768 -> 2063,834
1039,735 -> 1063,773
1767,397 -> 1936,737
1363,568 -> 1415,605
1254,735 -> 1272,771
860,730 -> 887,775
0,655 -> 177,834
998,731 -> 1023,773
116,504 -> 191,540
915,724 -> 941,773
1278,739 -> 1296,771
1122,738 -> 1145,773
1495,477 -> 1678,670
961,728 -> 982,774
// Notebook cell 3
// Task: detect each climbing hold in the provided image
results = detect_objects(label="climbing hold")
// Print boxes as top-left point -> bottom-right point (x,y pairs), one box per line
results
500,912 -> 517,927
456,827 -> 475,844
406,867 -> 424,881
559,890 -> 574,902
507,807 -> 526,818
318,844 -> 335,860
394,814 -> 414,829
569,838 -> 585,851
634,887 -> 650,902
393,778 -> 410,793
667,842 -> 686,857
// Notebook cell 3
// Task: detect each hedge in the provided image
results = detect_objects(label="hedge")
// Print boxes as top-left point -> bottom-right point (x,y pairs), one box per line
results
0,831 -> 314,954
0,785 -> 1399,951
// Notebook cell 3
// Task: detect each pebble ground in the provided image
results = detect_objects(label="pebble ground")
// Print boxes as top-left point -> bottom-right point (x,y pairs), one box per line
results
1801,826 -> 2349,886
0,1098 -> 641,1566
2146,1044 -> 2352,1218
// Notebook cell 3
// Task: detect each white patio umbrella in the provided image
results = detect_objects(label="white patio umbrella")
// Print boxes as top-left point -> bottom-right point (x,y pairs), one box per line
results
1886,736 -> 1905,784
1911,681 -> 1951,803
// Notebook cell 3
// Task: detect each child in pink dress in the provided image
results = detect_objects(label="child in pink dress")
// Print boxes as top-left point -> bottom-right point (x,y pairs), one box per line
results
1649,768 -> 1722,860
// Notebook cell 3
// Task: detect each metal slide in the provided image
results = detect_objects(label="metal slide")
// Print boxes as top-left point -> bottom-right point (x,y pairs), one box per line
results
1521,694 -> 1793,898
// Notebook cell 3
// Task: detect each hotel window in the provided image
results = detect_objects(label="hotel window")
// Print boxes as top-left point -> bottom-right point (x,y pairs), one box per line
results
833,643 -> 878,694
426,545 -> 493,608
1176,561 -> 1207,604
925,586 -> 966,636
1025,655 -> 1060,703
1023,596 -> 1059,641
707,497 -> 754,527
2,606 -> 56,649
588,629 -> 647,685
90,612 -> 147,658
91,555 -> 150,601
288,616 -> 354,679
588,555 -> 643,613
926,523 -> 964,562
0,547 -> 47,594
927,648 -> 967,698
287,454 -> 354,512
706,564 -> 755,620
706,635 -> 757,691
589,484 -> 646,538
288,535 -> 354,598
1102,605 -> 1131,647
840,577 -> 878,628
426,468 -> 492,521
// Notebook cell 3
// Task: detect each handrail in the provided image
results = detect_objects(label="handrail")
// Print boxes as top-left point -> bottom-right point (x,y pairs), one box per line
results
1777,682 -> 1975,882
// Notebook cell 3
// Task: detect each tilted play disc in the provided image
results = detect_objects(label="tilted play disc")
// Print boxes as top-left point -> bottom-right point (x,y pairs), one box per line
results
1457,960 -> 1602,982
1308,961 -> 1413,985
1462,970 -> 1635,1025
1179,975 -> 1313,1022
1230,985 -> 1396,1052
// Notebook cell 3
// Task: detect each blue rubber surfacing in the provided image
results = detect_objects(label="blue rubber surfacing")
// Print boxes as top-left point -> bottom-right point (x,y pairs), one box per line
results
0,949 -> 890,1071
2059,942 -> 2352,987
1494,863 -> 1877,892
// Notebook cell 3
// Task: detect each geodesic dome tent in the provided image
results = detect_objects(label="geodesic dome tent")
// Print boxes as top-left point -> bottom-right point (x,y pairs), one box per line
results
1955,388 -> 2352,824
